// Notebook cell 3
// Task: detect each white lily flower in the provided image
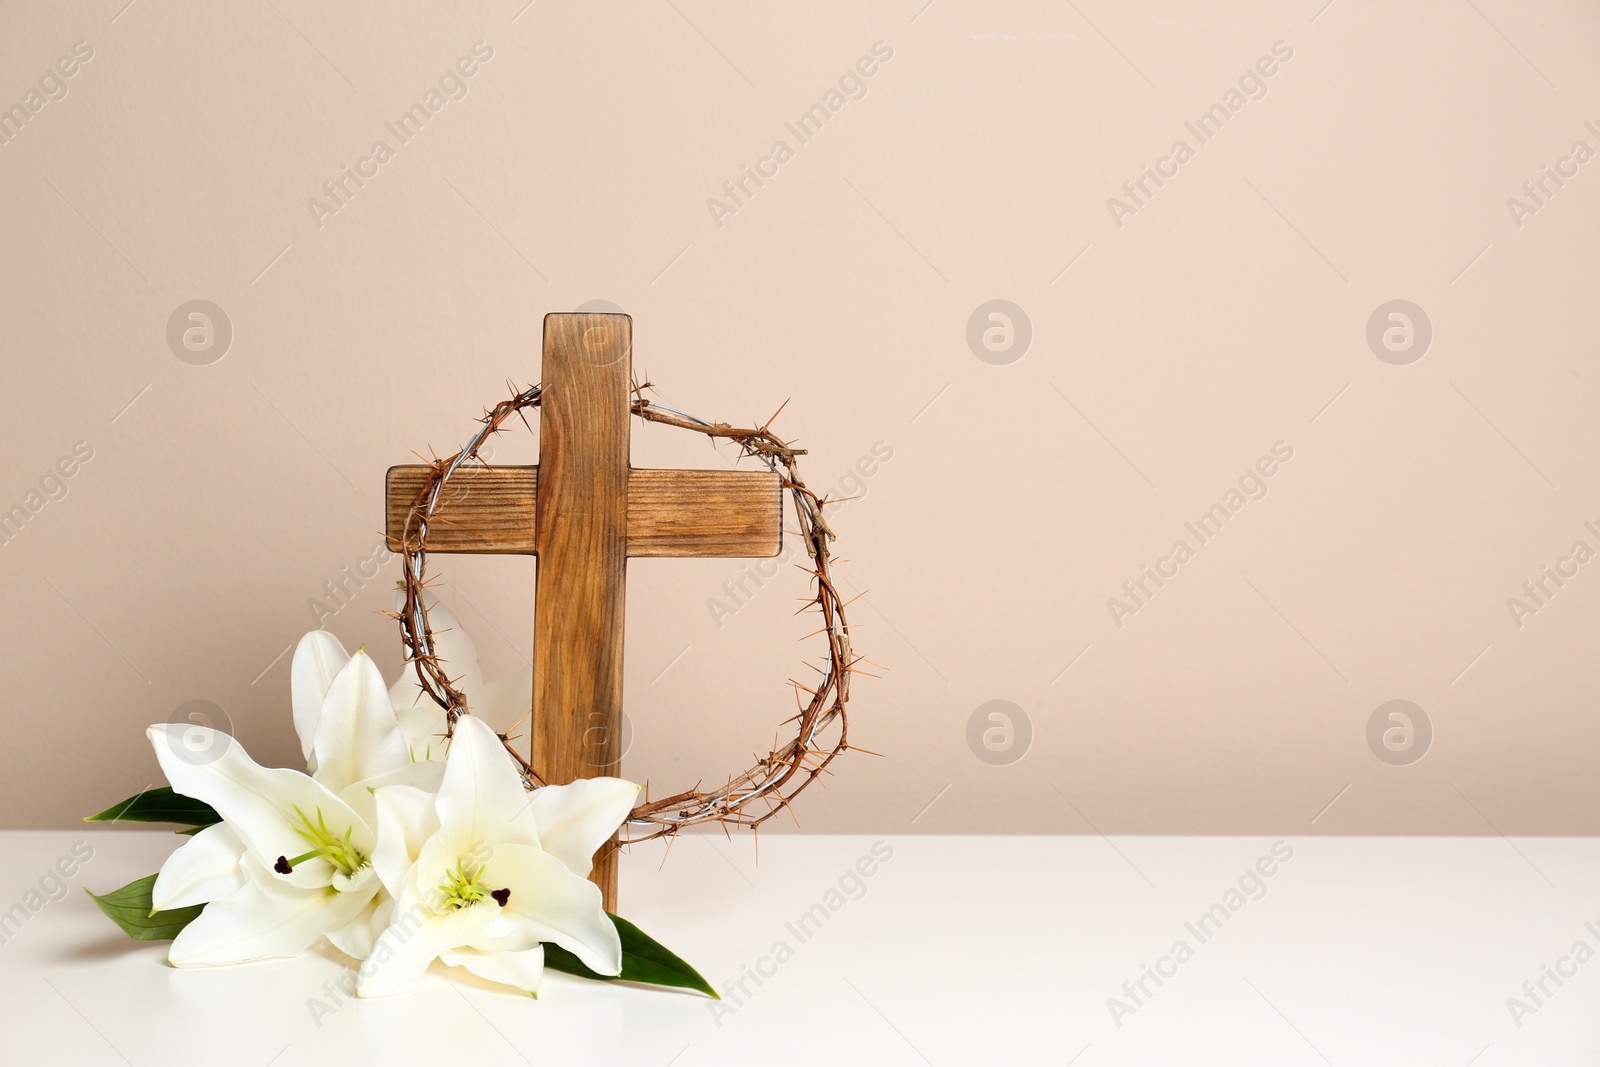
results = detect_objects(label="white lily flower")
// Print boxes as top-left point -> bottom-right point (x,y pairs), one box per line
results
147,634 -> 432,966
147,723 -> 382,966
357,715 -> 640,998
387,590 -> 533,760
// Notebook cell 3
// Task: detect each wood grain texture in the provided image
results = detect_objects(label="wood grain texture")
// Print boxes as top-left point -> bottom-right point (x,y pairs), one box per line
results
385,466 -> 538,554
532,313 -> 631,909
385,467 -> 782,557
625,469 -> 781,557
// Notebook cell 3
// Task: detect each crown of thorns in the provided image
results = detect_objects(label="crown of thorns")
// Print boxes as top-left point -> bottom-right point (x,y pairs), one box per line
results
392,381 -> 866,845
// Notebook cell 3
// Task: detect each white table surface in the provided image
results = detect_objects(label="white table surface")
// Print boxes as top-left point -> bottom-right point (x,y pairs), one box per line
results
3,830 -> 1598,1065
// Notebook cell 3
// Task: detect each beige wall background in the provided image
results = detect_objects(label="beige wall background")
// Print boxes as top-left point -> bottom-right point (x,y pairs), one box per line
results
3,0 -> 1598,836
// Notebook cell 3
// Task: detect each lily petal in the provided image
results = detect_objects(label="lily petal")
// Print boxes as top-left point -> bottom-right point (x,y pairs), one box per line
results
312,650 -> 412,793
337,757 -> 445,838
524,777 -> 640,880
151,823 -> 246,911
326,896 -> 388,961
469,662 -> 533,734
396,703 -> 444,763
433,716 -> 540,861
486,843 -> 621,976
371,782 -> 443,898
440,943 -> 545,996
291,631 -> 349,767
147,724 -> 370,889
168,861 -> 376,967
356,904 -> 497,998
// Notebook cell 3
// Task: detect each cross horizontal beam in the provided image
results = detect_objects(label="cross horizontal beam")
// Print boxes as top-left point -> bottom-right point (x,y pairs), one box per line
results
385,465 -> 782,557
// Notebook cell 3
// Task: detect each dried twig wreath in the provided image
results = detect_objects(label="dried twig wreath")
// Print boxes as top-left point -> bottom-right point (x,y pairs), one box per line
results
392,382 -> 862,845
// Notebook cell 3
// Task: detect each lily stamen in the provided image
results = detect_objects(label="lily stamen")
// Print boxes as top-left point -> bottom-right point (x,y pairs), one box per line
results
439,857 -> 497,910
286,803 -> 367,877
274,845 -> 348,874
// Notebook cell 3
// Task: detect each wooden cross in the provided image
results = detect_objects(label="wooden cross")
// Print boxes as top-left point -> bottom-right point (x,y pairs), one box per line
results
385,313 -> 782,909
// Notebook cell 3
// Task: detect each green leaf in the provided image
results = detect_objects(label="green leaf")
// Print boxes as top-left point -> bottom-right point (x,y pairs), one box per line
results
543,913 -> 717,998
86,874 -> 204,942
85,787 -> 220,829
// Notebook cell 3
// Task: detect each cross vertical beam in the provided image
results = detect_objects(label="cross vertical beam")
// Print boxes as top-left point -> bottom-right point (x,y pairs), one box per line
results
532,313 -> 631,908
